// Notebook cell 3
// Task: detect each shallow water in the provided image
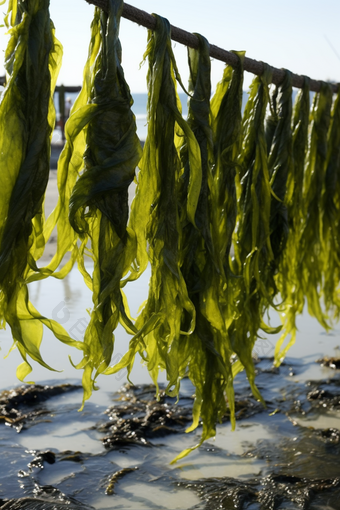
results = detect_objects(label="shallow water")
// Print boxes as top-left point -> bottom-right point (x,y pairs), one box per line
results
0,266 -> 340,509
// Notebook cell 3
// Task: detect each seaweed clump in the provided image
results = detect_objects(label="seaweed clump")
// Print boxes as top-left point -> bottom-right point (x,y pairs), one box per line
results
0,384 -> 81,432
95,383 -> 265,451
180,474 -> 340,510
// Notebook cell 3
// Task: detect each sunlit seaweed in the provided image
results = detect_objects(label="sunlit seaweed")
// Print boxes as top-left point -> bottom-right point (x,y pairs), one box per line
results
0,0 -> 83,382
1,0 -> 340,462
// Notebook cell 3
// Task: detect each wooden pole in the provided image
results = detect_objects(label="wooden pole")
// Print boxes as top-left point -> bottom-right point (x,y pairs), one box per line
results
84,0 -> 339,94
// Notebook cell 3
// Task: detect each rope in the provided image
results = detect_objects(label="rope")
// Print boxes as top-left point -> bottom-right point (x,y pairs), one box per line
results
85,0 -> 339,94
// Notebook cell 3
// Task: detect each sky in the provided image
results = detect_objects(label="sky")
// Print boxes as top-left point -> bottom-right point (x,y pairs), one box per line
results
0,0 -> 340,93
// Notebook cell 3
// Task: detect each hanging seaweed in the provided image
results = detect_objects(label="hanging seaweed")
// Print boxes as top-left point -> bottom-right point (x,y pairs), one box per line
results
65,0 -> 143,405
229,66 -> 281,400
210,51 -> 245,290
105,15 -> 201,398
170,37 -> 241,461
268,71 -> 293,268
2,0 -> 340,463
320,90 -> 340,319
28,6 -> 102,285
0,0 -> 84,381
210,53 -> 246,385
296,83 -> 333,330
265,71 -> 295,365
274,78 -> 311,363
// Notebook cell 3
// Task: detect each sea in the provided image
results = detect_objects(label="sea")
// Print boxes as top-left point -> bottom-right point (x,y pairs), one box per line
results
53,90 -> 247,143
53,88 -> 304,144
53,91 -> 190,143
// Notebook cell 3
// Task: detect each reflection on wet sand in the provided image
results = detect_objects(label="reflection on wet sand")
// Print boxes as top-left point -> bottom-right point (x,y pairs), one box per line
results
0,360 -> 340,509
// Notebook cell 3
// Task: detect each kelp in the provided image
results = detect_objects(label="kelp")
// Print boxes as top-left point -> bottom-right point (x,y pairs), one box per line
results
210,53 -> 245,381
265,71 -> 294,362
274,78 -> 311,363
297,83 -> 333,329
275,83 -> 333,364
0,0 -> 83,382
230,66 -> 282,400
210,51 -> 245,290
171,38 -> 240,461
268,71 -> 292,266
66,0 -> 142,405
28,6 -> 101,281
1,0 -> 142,402
104,14 -> 201,397
320,90 -> 340,319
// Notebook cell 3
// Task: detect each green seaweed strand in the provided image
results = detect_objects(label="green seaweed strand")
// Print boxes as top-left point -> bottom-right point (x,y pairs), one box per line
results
274,78 -> 311,364
321,89 -> 340,318
230,66 -> 279,401
172,36 -> 238,462
266,70 -> 294,364
298,82 -> 333,330
0,0 -> 84,382
210,51 -> 245,341
211,51 -> 245,287
268,71 -> 293,271
27,8 -> 102,285
105,15 -> 201,396
68,0 -> 142,406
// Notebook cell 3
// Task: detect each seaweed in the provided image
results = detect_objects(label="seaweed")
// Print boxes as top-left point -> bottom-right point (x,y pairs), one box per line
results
105,467 -> 138,495
297,83 -> 333,329
104,15 -> 201,399
274,83 -> 340,365
172,46 -> 246,461
321,89 -> 340,318
274,78 -> 311,363
0,384 -> 81,432
66,0 -> 142,405
15,0 -> 141,405
229,66 -> 280,401
99,384 -> 193,449
2,0 -> 340,461
0,493 -> 93,509
0,0 -> 84,382
181,474 -> 340,510
268,70 -> 293,269
176,37 -> 229,458
211,51 -> 245,284
96,383 -> 263,452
